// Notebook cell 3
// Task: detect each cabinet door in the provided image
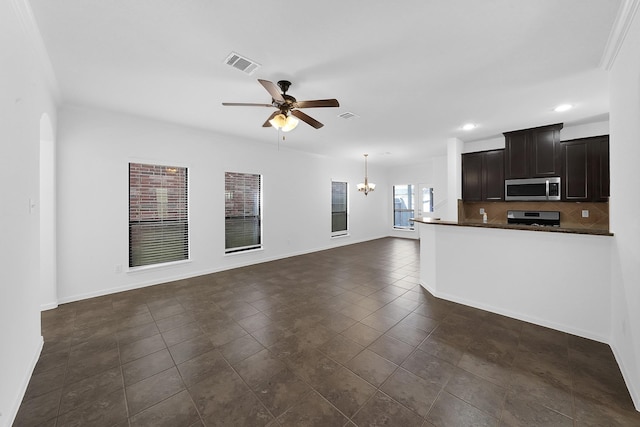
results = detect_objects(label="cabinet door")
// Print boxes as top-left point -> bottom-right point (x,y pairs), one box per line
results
593,136 -> 610,200
504,123 -> 563,179
504,132 -> 529,179
483,150 -> 504,200
462,152 -> 482,201
562,140 -> 589,200
562,135 -> 609,201
531,127 -> 562,177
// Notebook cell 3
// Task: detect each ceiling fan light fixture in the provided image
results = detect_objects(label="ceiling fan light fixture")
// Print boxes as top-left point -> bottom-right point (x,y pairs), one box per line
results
223,79 -> 339,130
269,113 -> 287,129
282,115 -> 299,132
269,113 -> 299,132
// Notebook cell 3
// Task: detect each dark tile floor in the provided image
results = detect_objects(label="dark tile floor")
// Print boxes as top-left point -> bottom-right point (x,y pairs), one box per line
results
15,237 -> 640,426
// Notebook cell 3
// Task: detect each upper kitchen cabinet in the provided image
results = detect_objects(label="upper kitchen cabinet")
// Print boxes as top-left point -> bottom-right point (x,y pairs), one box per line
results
504,123 -> 563,179
561,135 -> 609,202
462,149 -> 504,201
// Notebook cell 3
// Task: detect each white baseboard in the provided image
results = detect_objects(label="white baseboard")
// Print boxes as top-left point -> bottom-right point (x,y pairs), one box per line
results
610,343 -> 640,412
420,280 -> 609,344
40,302 -> 58,312
57,234 -> 390,305
6,335 -> 43,427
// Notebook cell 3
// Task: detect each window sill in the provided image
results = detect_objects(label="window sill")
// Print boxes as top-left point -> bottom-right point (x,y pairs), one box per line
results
331,233 -> 350,239
127,259 -> 191,274
224,247 -> 264,256
393,227 -> 416,232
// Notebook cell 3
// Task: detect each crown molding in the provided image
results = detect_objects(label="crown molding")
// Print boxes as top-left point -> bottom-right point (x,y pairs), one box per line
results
11,0 -> 61,102
600,0 -> 640,70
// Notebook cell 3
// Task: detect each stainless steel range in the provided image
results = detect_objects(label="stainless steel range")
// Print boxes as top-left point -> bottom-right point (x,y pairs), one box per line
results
507,210 -> 560,227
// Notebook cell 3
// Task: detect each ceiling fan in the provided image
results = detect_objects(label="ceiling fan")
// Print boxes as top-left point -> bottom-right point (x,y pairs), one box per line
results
222,79 -> 339,131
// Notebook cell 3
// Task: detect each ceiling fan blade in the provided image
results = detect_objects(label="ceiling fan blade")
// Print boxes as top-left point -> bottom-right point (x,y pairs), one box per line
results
291,109 -> 324,129
222,102 -> 273,107
258,79 -> 285,103
262,111 -> 278,127
294,99 -> 340,108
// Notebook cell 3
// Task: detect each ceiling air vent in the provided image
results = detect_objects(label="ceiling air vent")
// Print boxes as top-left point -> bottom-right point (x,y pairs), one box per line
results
224,52 -> 260,75
338,112 -> 359,120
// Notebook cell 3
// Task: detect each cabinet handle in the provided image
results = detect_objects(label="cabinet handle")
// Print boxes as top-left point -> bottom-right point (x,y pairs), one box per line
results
545,179 -> 549,200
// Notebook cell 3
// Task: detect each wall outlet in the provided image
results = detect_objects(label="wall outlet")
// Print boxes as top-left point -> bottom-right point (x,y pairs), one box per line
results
479,208 -> 485,215
115,264 -> 123,274
581,210 -> 589,218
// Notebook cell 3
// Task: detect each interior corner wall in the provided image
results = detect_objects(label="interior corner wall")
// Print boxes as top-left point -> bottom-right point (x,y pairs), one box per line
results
56,106 -> 389,303
0,0 -> 58,424
40,113 -> 57,311
445,138 -> 463,221
608,4 -> 640,410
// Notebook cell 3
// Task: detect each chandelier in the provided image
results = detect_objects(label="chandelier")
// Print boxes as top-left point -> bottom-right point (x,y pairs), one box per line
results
357,154 -> 375,196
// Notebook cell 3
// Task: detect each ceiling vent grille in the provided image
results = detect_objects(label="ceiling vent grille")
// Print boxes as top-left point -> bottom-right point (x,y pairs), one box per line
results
224,52 -> 260,75
338,112 -> 359,120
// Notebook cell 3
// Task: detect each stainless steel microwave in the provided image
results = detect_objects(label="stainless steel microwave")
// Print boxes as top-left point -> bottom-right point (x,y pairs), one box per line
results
505,177 -> 561,201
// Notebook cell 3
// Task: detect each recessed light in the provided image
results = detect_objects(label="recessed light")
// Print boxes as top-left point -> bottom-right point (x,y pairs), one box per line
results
462,123 -> 476,131
554,104 -> 572,112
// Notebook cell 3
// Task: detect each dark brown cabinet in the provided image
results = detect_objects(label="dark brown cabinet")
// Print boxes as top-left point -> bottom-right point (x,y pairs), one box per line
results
561,135 -> 609,201
504,123 -> 563,179
462,152 -> 482,201
462,149 -> 504,201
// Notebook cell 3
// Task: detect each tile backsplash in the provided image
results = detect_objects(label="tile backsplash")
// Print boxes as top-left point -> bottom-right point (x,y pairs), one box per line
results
458,200 -> 609,231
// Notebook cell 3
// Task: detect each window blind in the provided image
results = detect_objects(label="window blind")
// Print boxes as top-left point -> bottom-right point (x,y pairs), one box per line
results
331,181 -> 348,235
225,172 -> 262,253
129,163 -> 188,267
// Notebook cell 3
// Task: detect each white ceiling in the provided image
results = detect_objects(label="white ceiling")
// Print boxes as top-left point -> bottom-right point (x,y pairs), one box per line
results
29,0 -> 621,167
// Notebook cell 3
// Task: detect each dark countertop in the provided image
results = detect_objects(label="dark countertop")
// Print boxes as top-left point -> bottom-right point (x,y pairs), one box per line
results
411,217 -> 613,236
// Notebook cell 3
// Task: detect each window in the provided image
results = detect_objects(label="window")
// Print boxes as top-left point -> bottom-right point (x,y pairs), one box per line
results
421,185 -> 434,215
393,184 -> 415,229
331,181 -> 348,236
129,163 -> 189,268
225,172 -> 262,253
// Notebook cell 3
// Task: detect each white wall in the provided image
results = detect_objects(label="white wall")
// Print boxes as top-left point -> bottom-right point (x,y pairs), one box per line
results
462,136 -> 504,153
609,3 -> 640,410
561,120 -> 609,141
462,120 -> 610,154
40,113 -> 57,310
56,106 -> 389,302
0,0 -> 57,424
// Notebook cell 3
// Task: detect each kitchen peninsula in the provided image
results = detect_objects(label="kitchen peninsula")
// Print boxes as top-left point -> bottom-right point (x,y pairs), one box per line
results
416,218 -> 612,236
413,216 -> 613,343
